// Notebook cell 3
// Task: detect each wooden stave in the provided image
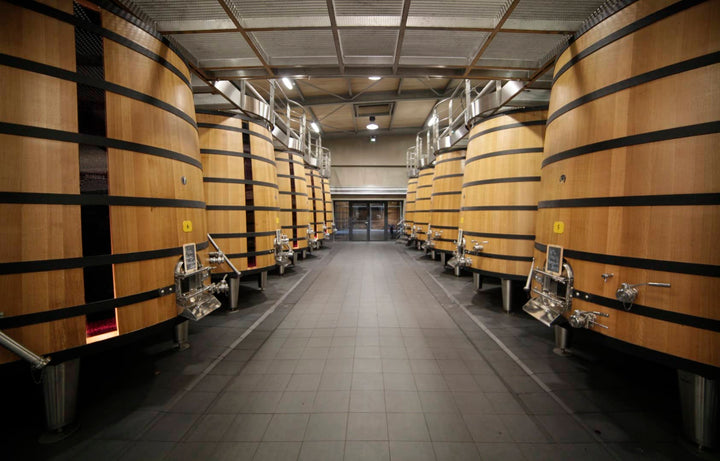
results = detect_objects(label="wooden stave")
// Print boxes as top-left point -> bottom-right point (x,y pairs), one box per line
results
404,177 -> 418,236
307,168 -> 326,240
275,150 -> 311,250
429,151 -> 465,252
322,176 -> 334,234
199,112 -> 279,273
533,0 -> 720,368
414,167 -> 435,242
460,109 -> 546,278
0,1 -> 206,364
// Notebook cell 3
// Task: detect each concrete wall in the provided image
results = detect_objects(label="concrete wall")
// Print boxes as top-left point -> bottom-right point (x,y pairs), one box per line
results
324,134 -> 413,197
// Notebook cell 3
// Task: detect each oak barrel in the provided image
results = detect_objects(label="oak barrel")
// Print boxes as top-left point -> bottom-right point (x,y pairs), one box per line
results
429,149 -> 466,253
322,176 -> 334,235
307,168 -> 326,241
460,108 -> 546,279
198,110 -> 279,274
0,0 -> 206,364
414,166 -> 435,242
404,177 -> 418,237
275,150 -> 311,251
532,0 -> 720,368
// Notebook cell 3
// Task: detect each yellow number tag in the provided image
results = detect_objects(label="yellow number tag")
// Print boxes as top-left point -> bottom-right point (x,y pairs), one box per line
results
182,220 -> 193,232
553,221 -> 564,234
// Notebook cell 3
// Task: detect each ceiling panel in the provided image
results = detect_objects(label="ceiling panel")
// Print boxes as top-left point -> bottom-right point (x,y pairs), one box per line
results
335,0 -> 404,16
228,0 -> 328,17
340,29 -> 398,58
172,32 -> 260,66
350,77 -> 400,94
129,0 -> 229,22
507,0 -> 606,28
297,78 -> 349,98
252,30 -> 338,60
391,100 -> 436,128
481,32 -> 570,64
401,30 -> 489,61
408,0 -> 506,18
316,105 -> 356,132
398,78 -> 450,92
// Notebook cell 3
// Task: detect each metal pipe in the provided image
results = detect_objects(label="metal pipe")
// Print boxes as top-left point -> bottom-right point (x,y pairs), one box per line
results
207,234 -> 241,276
0,330 -> 50,369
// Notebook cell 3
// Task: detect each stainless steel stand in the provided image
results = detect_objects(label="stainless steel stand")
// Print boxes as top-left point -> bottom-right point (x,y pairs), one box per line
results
473,272 -> 481,290
501,279 -> 513,313
678,370 -> 718,450
174,320 -> 190,351
229,276 -> 240,311
440,252 -> 446,266
258,271 -> 267,290
39,359 -> 80,443
293,252 -> 298,265
553,325 -> 572,357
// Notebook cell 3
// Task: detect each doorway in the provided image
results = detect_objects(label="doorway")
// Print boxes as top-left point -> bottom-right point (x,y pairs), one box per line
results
334,201 -> 403,241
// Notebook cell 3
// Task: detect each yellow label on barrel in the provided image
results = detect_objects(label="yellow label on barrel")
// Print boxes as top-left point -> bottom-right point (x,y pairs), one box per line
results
182,220 -> 193,232
276,217 -> 280,224
460,217 -> 464,224
553,221 -> 564,234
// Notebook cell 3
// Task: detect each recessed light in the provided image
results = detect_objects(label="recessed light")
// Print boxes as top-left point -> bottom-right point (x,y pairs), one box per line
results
370,136 -> 377,142
366,115 -> 379,130
368,76 -> 381,81
310,122 -> 320,133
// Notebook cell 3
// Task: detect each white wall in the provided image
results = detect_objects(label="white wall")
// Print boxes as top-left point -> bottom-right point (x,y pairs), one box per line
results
324,134 -> 413,196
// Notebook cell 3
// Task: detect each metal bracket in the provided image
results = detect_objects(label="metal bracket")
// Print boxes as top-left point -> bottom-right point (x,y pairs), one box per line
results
522,260 -> 575,327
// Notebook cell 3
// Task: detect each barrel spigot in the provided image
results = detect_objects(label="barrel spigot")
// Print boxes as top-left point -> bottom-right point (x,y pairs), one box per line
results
569,309 -> 609,329
616,281 -> 671,310
471,240 -> 488,251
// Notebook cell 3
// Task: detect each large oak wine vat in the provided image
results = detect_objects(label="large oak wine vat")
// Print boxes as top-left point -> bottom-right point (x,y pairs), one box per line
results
429,149 -> 465,254
414,166 -> 435,243
0,0 -> 206,364
274,150 -> 311,252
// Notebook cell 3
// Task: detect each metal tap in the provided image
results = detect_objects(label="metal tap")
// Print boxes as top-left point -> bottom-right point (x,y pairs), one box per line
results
569,309 -> 609,329
471,240 -> 488,251
616,281 -> 671,309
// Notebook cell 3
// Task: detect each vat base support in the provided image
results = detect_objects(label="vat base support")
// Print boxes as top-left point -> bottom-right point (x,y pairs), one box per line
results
258,271 -> 267,291
473,273 -> 481,290
39,359 -> 80,444
678,370 -> 718,450
440,252 -> 446,266
292,252 -> 298,266
174,320 -> 190,351
501,279 -> 513,313
553,325 -> 572,357
229,276 -> 240,311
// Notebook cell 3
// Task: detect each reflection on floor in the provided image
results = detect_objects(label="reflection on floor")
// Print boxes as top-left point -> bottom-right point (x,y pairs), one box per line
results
0,242 -> 713,461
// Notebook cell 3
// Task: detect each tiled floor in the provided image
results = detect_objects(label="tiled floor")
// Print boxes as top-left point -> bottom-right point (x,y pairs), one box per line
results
2,242 -> 713,460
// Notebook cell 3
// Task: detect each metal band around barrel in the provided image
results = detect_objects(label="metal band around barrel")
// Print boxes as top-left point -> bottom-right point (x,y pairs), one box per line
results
0,53 -> 197,129
433,173 -> 464,181
542,121 -> 720,168
433,156 -> 466,165
534,242 -> 719,277
468,120 -> 546,142
197,123 -> 274,145
0,285 -> 175,329
465,148 -> 543,166
462,230 -> 535,240
200,148 -> 276,167
465,251 -> 533,262
431,191 -> 462,197
467,106 -> 549,128
553,0 -> 706,84
461,205 -> 537,211
571,288 -> 720,333
210,231 -> 277,239
11,0 -> 192,89
207,205 -> 280,211
196,109 -> 274,131
0,241 -> 209,275
0,122 -> 202,169
463,176 -> 541,188
280,191 -> 309,196
277,174 -> 307,181
538,193 -> 720,209
203,177 -> 279,189
0,192 -> 205,208
548,52 -> 720,125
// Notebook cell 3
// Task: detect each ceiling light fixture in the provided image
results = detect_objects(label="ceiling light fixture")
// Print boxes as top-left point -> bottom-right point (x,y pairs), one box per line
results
370,136 -> 377,142
281,77 -> 294,90
368,76 -> 381,81
310,122 -> 320,133
366,116 -> 379,130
